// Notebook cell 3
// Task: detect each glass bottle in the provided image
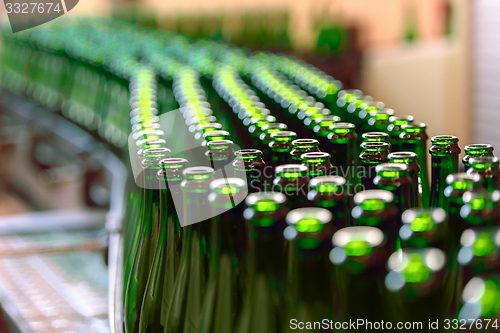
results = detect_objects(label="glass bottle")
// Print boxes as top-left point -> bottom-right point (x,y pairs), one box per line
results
467,156 -> 500,193
387,115 -> 414,151
400,208 -> 447,249
373,163 -> 413,213
462,143 -> 494,170
268,131 -> 297,167
328,122 -> 358,189
272,164 -> 309,209
300,152 -> 334,178
388,151 -> 421,208
359,141 -> 391,191
232,149 -> 266,193
307,175 -> 350,228
429,135 -> 461,209
289,138 -> 320,163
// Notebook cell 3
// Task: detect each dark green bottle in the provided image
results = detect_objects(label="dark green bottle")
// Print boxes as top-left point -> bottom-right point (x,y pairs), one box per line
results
284,208 -> 335,332
124,149 -> 169,333
351,190 -> 400,250
429,135 -> 461,209
387,115 -> 414,151
330,226 -> 389,322
289,138 -> 320,162
365,108 -> 395,133
385,248 -> 449,325
268,131 -> 297,167
202,130 -> 231,147
259,123 -> 288,145
192,123 -> 223,140
334,89 -> 367,123
362,131 -> 390,144
388,152 -> 421,208
300,152 -> 334,178
165,166 -> 215,333
232,149 -> 266,193
308,175 -> 350,228
400,123 -> 430,207
374,163 -> 413,213
312,115 -> 341,151
328,122 -> 358,188
199,178 -> 248,333
467,156 -> 500,193
400,208 -> 447,249
205,139 -> 234,171
462,143 -> 494,170
237,192 -> 288,333
272,164 -> 309,209
460,190 -> 500,228
139,157 -> 188,333
359,142 -> 391,191
458,227 -> 500,286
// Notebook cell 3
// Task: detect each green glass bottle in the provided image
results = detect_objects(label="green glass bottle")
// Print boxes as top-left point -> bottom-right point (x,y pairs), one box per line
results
400,123 -> 430,207
312,115 -> 341,151
308,175 -> 350,228
139,157 -> 188,333
202,130 -> 231,147
385,248 -> 449,324
233,149 -> 266,193
467,156 -> 500,193
259,123 -> 288,145
289,138 -> 320,163
458,227 -> 500,286
237,192 -> 288,333
374,163 -> 413,213
272,164 -> 309,209
165,166 -> 215,333
388,152 -> 421,208
268,131 -> 297,167
351,190 -> 400,250
365,108 -> 395,134
124,149 -> 169,333
205,139 -> 234,171
462,143 -> 494,170
330,226 -> 389,322
192,122 -> 223,140
300,152 -> 334,178
458,275 -> 500,325
359,142 -> 391,191
460,190 -> 500,228
284,208 -> 335,332
362,131 -> 390,144
199,178 -> 248,333
429,135 -> 461,209
387,115 -> 414,151
400,208 -> 447,249
328,122 -> 358,189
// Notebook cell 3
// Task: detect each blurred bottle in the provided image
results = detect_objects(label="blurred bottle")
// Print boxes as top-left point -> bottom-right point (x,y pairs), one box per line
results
400,208 -> 447,249
374,163 -> 412,213
388,152 -> 421,208
272,164 -> 309,209
462,144 -> 494,170
467,156 -> 500,193
232,149 -> 266,193
359,142 -> 390,191
308,175 -> 350,228
300,152 -> 334,178
328,122 -> 358,189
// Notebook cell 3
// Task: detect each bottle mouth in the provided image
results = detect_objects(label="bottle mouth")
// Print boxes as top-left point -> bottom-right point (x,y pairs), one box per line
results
469,156 -> 499,169
331,226 -> 384,256
431,135 -> 459,144
354,189 -> 394,206
387,249 -> 446,284
301,152 -> 331,163
401,122 -> 427,132
401,208 -> 446,230
329,122 -> 356,135
375,163 -> 408,176
210,177 -> 246,194
183,166 -> 215,181
234,149 -> 263,159
388,152 -> 418,161
362,132 -> 389,139
361,141 -> 391,151
275,164 -> 308,178
270,131 -> 297,141
245,192 -> 286,210
158,158 -> 189,169
464,143 -> 494,152
292,138 -> 320,149
445,172 -> 481,189
203,130 -> 230,140
207,139 -> 234,150
261,123 -> 288,133
316,115 -> 341,125
459,229 -> 500,256
286,207 -> 332,228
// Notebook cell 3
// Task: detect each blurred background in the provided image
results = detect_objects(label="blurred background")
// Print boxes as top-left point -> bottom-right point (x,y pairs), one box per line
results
0,0 -> 497,331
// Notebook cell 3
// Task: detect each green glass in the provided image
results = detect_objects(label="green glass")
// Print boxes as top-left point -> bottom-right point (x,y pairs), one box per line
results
359,142 -> 391,191
387,115 -> 414,150
247,115 -> 276,139
272,164 -> 309,209
374,163 -> 412,213
268,131 -> 297,167
312,115 -> 341,146
192,123 -> 223,140
458,228 -> 500,285
462,143 -> 494,170
259,123 -> 288,145
400,208 -> 447,249
330,226 -> 389,322
284,208 -> 335,330
388,152 -> 421,208
362,132 -> 390,144
233,149 -> 266,193
365,108 -> 395,133
308,175 -> 350,227
467,156 -> 500,193
303,109 -> 334,128
400,123 -> 430,207
137,139 -> 168,157
199,178 -> 248,333
385,248 -> 449,323
460,190 -> 500,228
429,135 -> 461,209
351,190 -> 400,250
290,138 -> 320,162
335,89 -> 369,124
237,192 -> 288,333
205,139 -> 234,171
202,130 -> 230,147
124,150 -> 169,333
139,158 -> 188,333
165,166 -> 215,333
328,122 -> 358,188
458,275 -> 500,322
300,152 -> 334,178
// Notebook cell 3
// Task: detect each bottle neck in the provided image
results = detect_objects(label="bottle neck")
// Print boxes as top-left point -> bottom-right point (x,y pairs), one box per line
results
430,154 -> 459,209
